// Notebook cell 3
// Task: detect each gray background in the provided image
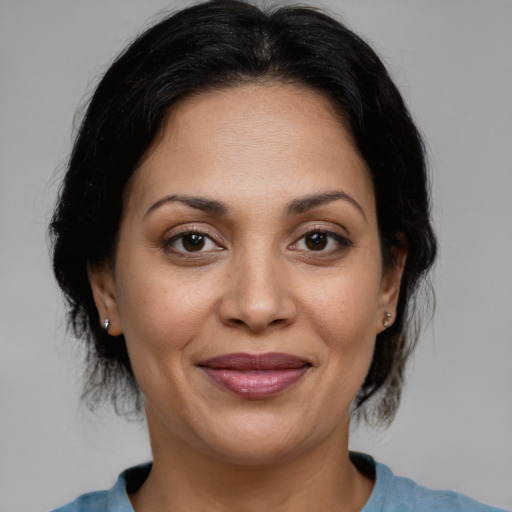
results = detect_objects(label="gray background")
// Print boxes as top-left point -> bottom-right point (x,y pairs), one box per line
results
1,0 -> 511,510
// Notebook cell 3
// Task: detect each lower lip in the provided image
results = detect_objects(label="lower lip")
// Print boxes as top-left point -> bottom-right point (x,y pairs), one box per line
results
200,367 -> 310,398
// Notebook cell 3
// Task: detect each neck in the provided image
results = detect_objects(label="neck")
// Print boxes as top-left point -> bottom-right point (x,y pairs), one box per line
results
130,419 -> 374,512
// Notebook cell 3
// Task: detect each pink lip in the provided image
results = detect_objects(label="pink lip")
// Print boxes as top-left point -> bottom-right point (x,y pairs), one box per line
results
199,353 -> 311,399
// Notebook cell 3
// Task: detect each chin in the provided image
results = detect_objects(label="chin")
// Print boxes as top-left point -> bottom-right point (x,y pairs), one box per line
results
208,434 -> 308,466
193,410 -> 336,467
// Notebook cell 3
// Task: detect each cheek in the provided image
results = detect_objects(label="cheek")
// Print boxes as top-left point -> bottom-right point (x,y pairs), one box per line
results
298,262 -> 381,395
301,265 -> 382,342
114,261 -> 219,374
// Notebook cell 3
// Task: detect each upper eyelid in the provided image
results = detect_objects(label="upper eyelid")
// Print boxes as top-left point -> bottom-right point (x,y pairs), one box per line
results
164,224 -> 225,243
292,221 -> 350,239
160,222 -> 351,245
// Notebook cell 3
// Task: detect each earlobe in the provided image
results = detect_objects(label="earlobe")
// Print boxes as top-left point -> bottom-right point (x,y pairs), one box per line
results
87,264 -> 123,336
377,247 -> 407,333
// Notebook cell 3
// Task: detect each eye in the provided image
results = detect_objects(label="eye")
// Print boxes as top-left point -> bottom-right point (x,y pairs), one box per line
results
303,232 -> 329,251
292,230 -> 351,253
164,231 -> 222,254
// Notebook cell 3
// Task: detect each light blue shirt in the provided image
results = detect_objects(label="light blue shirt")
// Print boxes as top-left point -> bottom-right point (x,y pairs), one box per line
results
51,454 -> 508,512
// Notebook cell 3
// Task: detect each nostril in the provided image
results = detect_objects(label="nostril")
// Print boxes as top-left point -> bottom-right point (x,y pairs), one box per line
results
218,292 -> 297,332
226,317 -> 289,332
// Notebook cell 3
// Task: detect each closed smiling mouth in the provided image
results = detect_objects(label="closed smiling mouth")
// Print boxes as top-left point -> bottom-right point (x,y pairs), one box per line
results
198,352 -> 311,399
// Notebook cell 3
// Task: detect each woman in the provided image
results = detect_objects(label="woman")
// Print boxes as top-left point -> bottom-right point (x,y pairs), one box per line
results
49,1 -> 506,511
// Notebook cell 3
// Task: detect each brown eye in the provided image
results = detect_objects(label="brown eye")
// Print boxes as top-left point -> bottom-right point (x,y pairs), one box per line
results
291,229 -> 353,254
305,232 -> 328,251
165,231 -> 221,255
181,233 -> 206,252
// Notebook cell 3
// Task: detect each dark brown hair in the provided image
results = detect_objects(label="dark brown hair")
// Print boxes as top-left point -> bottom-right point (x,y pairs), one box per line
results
50,0 -> 437,423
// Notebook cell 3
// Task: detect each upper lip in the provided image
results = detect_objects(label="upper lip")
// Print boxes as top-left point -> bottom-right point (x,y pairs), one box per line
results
199,352 -> 310,371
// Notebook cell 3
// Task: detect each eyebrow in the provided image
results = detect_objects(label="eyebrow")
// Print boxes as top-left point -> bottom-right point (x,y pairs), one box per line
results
144,194 -> 229,217
144,190 -> 366,220
286,191 -> 367,220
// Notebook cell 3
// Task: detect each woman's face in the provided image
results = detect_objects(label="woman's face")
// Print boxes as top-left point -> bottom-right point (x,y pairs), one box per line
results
90,83 -> 404,464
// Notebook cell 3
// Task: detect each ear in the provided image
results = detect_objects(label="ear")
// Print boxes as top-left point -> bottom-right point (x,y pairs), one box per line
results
87,264 -> 123,336
376,246 -> 407,334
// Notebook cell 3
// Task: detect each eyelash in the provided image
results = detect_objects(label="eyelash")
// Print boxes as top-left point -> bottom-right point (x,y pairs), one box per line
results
162,227 -> 353,258
290,228 -> 353,255
163,228 -> 224,256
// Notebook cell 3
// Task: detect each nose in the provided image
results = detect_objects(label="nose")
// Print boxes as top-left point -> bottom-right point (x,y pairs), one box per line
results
218,249 -> 297,334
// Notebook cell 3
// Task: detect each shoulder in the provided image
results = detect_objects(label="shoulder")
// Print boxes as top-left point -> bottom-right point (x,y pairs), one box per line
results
50,489 -> 110,512
50,463 -> 151,512
361,455 -> 508,512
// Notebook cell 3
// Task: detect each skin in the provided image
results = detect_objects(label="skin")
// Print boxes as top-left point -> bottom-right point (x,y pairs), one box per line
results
89,82 -> 406,512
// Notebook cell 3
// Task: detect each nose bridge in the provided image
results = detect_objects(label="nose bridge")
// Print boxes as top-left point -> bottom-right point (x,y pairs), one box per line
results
219,239 -> 296,332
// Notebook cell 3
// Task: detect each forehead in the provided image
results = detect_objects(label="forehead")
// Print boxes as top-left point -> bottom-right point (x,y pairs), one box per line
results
124,82 -> 375,218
